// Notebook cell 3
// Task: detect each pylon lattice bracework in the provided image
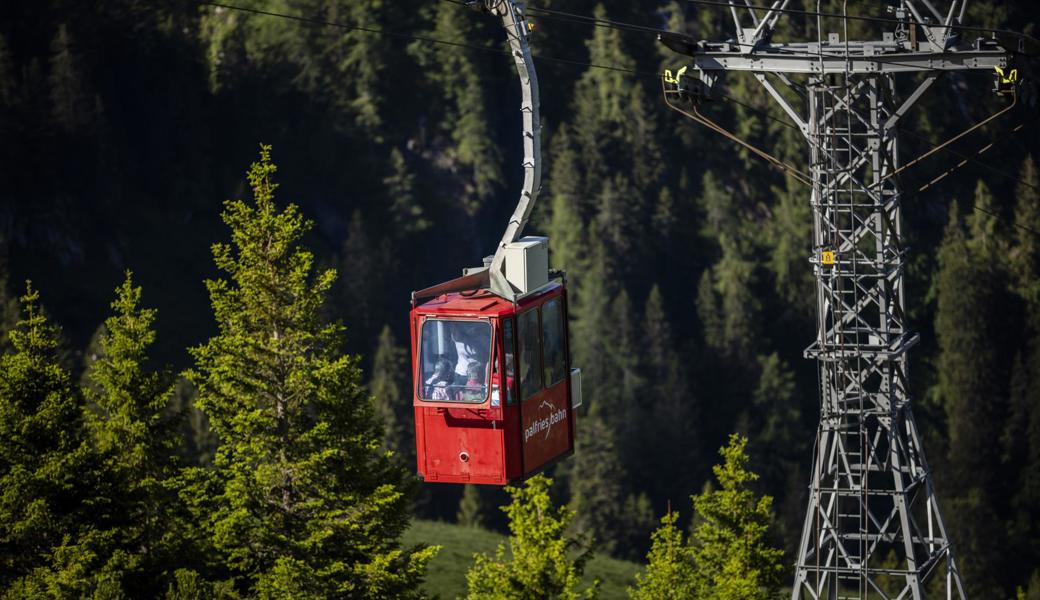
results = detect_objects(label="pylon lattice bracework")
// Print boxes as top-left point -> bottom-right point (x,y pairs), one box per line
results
660,1 -> 1009,597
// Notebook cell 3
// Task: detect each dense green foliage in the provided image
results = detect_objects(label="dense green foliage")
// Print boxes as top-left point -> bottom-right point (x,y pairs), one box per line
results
627,511 -> 695,600
183,147 -> 436,598
403,520 -> 640,600
1,0 -> 1039,594
0,285 -> 100,597
0,150 -> 435,597
688,435 -> 784,600
629,436 -> 781,600
464,475 -> 598,600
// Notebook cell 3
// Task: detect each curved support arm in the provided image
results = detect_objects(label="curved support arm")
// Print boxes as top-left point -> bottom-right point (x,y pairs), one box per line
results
486,0 -> 542,300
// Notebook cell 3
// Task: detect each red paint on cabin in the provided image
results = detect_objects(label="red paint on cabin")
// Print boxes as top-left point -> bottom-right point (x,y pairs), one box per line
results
411,283 -> 575,485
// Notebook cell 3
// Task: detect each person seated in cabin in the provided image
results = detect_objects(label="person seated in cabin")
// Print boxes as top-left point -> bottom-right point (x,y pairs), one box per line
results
425,358 -> 454,400
457,360 -> 487,403
449,322 -> 484,382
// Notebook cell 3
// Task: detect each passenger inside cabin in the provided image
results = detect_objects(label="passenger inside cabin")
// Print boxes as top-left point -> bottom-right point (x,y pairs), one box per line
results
451,324 -> 484,385
425,358 -> 454,400
457,360 -> 487,402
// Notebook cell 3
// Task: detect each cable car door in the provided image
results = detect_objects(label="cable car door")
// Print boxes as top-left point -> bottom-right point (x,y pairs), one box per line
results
515,296 -> 573,476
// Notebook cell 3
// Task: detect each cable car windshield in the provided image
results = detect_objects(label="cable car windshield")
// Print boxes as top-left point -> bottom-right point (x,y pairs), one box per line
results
419,319 -> 492,403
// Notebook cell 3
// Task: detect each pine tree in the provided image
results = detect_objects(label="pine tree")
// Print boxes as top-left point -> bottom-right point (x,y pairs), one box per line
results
0,262 -> 20,355
934,200 -> 1008,595
82,272 -> 189,595
689,434 -> 784,600
641,285 -> 698,503
1018,571 -> 1040,600
187,145 -> 436,598
696,172 -> 761,361
370,324 -> 413,467
569,416 -> 626,557
48,23 -> 94,133
0,283 -> 105,596
1011,156 -> 1040,317
384,148 -> 428,236
465,475 -> 598,600
456,484 -> 486,529
628,510 -> 696,600
414,2 -> 500,214
544,126 -> 588,275
335,210 -> 386,355
1005,156 -> 1040,578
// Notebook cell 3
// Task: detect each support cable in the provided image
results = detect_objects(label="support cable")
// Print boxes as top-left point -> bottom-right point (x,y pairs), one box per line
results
661,79 -> 813,185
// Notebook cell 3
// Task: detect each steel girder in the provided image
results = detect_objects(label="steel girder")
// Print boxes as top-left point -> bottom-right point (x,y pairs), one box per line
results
787,73 -> 968,600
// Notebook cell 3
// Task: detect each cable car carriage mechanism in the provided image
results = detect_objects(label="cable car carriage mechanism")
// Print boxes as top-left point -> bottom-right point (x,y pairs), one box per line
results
410,0 -> 580,486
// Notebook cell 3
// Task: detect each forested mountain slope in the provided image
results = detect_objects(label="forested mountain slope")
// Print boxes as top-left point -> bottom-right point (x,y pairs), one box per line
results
1,1 -> 1038,595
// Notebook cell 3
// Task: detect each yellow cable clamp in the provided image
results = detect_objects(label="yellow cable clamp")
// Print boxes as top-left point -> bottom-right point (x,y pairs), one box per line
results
663,65 -> 688,84
995,66 -> 1018,84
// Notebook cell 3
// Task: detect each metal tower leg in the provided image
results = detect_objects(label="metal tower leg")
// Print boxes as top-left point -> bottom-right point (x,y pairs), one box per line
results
791,73 -> 965,600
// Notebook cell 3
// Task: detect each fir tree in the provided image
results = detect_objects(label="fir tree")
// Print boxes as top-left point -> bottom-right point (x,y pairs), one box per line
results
641,285 -> 698,503
569,416 -> 626,557
1005,156 -> 1040,579
187,145 -> 436,598
384,148 -> 429,235
465,475 -> 598,600
0,262 -> 19,355
0,283 -> 105,596
628,510 -> 696,600
456,484 -> 486,529
82,272 -> 189,595
934,199 -> 1008,595
414,2 -> 500,214
369,324 -> 413,467
689,434 -> 784,600
544,126 -> 588,275
48,23 -> 94,133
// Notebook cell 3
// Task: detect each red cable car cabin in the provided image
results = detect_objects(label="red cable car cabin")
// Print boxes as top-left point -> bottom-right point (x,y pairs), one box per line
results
411,246 -> 580,485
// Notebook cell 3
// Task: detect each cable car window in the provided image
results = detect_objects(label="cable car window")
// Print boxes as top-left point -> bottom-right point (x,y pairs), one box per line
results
419,319 -> 491,403
518,309 -> 543,400
502,318 -> 516,405
542,298 -> 566,386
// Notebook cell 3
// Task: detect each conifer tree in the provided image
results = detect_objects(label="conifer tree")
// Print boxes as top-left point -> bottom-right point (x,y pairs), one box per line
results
934,199 -> 1007,595
628,510 -> 696,600
415,2 -> 500,213
641,285 -> 698,502
384,148 -> 428,236
545,126 -> 587,275
0,263 -> 19,355
81,272 -> 189,595
370,324 -> 413,466
569,416 -> 626,556
187,146 -> 436,598
0,283 -> 105,596
456,484 -> 486,529
48,24 -> 94,133
1004,156 -> 1040,576
465,475 -> 598,600
689,434 -> 783,600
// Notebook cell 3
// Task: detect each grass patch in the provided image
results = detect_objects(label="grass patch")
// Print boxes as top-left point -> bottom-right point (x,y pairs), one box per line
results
404,519 -> 642,600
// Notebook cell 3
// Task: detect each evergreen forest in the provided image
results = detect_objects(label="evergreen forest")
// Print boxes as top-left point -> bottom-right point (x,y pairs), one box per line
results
1,0 -> 1039,597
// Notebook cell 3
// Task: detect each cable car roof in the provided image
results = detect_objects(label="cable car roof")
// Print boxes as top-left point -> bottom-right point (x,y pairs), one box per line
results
415,282 -> 563,317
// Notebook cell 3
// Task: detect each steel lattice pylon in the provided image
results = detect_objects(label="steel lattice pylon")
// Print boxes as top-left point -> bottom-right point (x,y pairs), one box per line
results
660,1 -> 1009,597
794,73 -> 962,600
